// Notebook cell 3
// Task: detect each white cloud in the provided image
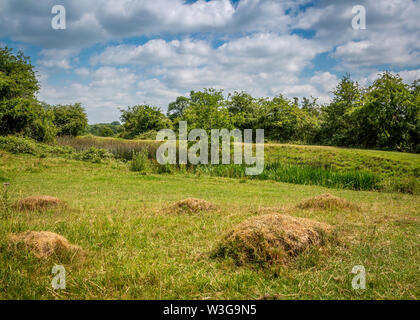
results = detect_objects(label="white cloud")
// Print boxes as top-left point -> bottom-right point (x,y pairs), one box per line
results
295,0 -> 420,70
4,0 -> 419,123
39,32 -> 330,121
38,67 -> 140,123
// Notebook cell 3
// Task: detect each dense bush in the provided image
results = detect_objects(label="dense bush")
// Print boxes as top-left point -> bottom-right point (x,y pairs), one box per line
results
73,147 -> 113,163
120,105 -> 171,139
130,149 -> 151,173
0,136 -> 109,163
50,103 -> 88,136
0,135 -> 73,156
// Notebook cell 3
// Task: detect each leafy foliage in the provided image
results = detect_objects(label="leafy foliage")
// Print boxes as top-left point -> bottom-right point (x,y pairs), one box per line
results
129,149 -> 151,173
0,47 -> 56,142
120,105 -> 171,139
51,103 -> 88,137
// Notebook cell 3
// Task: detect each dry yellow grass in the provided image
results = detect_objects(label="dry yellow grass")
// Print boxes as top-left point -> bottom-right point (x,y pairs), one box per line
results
213,213 -> 334,265
8,231 -> 84,259
14,196 -> 65,211
165,198 -> 216,214
296,193 -> 360,211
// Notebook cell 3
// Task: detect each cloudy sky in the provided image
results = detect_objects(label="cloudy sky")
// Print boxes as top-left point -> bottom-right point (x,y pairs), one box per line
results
1,0 -> 419,123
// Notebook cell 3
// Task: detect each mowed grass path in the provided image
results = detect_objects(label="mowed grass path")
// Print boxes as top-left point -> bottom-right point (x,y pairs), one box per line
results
0,152 -> 419,299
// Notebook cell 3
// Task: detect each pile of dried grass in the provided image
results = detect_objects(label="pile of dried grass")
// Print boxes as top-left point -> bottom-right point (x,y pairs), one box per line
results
14,196 -> 65,211
8,231 -> 84,259
213,213 -> 334,265
166,198 -> 215,214
297,194 -> 360,211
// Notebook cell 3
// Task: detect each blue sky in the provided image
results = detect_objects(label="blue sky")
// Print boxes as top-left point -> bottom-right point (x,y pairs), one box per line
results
1,0 -> 420,123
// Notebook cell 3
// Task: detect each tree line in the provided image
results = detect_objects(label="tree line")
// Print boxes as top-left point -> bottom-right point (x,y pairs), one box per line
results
121,73 -> 419,153
1,46 -> 419,153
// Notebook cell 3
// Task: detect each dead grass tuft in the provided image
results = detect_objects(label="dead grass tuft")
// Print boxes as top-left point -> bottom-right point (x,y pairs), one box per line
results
213,213 -> 334,265
297,193 -> 360,211
165,198 -> 215,214
14,196 -> 65,211
8,231 -> 84,259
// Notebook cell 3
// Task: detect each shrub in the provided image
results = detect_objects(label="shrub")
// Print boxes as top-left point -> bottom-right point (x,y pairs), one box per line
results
157,163 -> 175,174
0,136 -> 74,157
51,103 -> 88,136
130,149 -> 150,173
0,135 -> 38,154
74,147 -> 112,163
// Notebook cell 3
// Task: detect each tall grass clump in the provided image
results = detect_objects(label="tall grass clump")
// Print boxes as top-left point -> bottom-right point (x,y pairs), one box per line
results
384,176 -> 420,195
193,162 -> 381,191
260,162 -> 381,191
56,136 -> 159,161
130,149 -> 151,173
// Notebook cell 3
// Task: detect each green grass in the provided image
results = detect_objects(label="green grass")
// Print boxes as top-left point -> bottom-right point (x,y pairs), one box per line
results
195,162 -> 380,191
265,143 -> 420,178
0,151 -> 419,299
52,136 -> 420,194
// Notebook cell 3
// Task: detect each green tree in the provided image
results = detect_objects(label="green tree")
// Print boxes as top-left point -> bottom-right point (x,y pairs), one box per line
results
0,47 -> 39,100
167,96 -> 190,121
320,75 -> 362,146
0,47 -> 56,142
256,95 -> 319,143
51,103 -> 88,136
99,125 -> 115,137
181,89 -> 234,133
226,91 -> 260,130
355,72 -> 418,151
120,104 -> 171,139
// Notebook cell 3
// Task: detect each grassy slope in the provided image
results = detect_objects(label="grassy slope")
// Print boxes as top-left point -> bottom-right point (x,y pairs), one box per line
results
58,136 -> 420,194
0,151 -> 419,299
265,143 -> 420,178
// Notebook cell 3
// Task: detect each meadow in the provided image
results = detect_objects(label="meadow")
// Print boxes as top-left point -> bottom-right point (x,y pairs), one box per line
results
0,137 -> 419,299
53,136 -> 420,194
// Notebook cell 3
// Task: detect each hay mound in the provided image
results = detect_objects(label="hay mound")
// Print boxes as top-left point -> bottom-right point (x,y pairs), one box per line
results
167,198 -> 215,214
8,231 -> 84,259
14,196 -> 64,211
213,214 -> 333,265
297,194 -> 359,211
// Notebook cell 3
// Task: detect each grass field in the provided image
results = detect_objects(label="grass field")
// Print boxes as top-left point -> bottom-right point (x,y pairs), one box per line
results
52,136 -> 420,194
0,144 -> 419,300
